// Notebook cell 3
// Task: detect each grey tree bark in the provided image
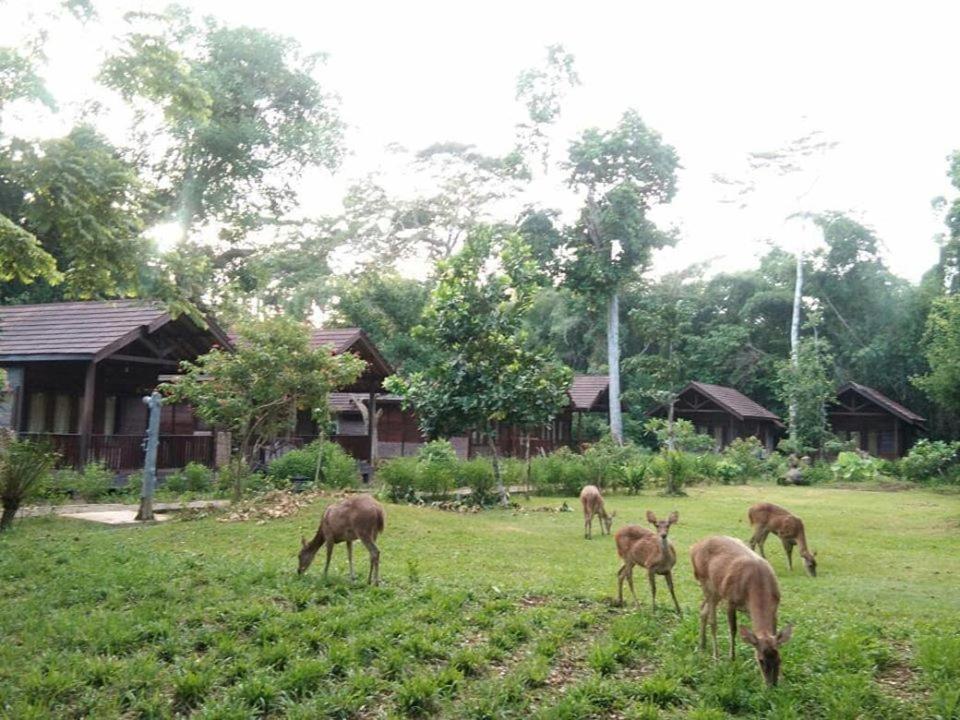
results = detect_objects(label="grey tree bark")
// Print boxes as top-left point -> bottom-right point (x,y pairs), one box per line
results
789,250 -> 803,442
607,292 -> 623,444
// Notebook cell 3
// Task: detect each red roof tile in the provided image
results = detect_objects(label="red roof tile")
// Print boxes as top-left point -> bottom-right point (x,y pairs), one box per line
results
0,300 -> 169,358
685,381 -> 782,423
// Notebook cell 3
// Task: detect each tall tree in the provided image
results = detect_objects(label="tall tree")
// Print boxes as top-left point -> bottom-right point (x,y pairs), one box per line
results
563,110 -> 679,442
387,228 -> 571,505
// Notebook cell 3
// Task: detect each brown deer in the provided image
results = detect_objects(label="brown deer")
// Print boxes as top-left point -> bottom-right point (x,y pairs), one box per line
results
614,510 -> 681,614
747,502 -> 817,577
579,484 -> 615,539
690,536 -> 793,686
298,495 -> 385,585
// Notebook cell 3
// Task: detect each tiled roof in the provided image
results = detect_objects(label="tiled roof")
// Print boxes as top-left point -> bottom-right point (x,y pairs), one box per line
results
685,381 -> 782,423
839,382 -> 926,426
0,300 -> 168,358
310,328 -> 364,354
569,375 -> 609,411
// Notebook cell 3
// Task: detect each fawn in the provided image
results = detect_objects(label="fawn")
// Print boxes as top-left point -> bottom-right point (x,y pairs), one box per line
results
580,484 -> 615,539
298,495 -> 385,585
748,502 -> 817,577
614,510 -> 681,614
690,536 -> 793,686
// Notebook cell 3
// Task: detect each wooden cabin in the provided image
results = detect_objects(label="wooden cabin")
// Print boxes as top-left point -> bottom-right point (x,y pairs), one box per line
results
828,382 -> 925,459
0,300 -> 231,471
647,381 -> 784,452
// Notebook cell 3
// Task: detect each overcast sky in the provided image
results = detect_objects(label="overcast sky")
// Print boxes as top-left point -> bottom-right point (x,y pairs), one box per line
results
4,0 -> 958,282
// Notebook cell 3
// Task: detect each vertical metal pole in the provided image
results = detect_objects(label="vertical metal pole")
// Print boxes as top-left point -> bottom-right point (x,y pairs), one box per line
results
136,391 -> 162,521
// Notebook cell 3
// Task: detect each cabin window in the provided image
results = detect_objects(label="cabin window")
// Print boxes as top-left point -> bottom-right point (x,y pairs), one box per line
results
878,431 -> 895,454
103,396 -> 117,436
52,394 -> 74,434
27,393 -> 47,433
867,431 -> 879,456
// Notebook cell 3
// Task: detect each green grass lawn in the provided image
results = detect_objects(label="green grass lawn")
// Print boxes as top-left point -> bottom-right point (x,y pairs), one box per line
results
2,484 -> 959,719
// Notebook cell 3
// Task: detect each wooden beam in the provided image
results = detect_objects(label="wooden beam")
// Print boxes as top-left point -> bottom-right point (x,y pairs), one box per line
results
78,361 -> 97,464
106,354 -> 181,367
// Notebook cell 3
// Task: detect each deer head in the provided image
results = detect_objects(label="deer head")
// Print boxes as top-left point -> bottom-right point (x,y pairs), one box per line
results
602,510 -> 616,534
740,624 -> 793,686
646,510 -> 678,548
297,533 -> 321,575
802,550 -> 817,578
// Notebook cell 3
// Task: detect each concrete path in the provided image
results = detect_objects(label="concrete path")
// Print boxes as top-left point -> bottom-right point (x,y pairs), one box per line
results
18,499 -> 230,521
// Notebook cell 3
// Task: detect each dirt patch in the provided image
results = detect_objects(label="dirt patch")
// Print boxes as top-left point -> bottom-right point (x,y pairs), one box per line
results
519,595 -> 550,608
219,489 -> 329,522
829,481 -> 918,492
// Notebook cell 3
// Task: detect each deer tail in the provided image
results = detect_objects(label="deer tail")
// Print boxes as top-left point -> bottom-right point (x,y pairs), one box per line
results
376,507 -> 385,534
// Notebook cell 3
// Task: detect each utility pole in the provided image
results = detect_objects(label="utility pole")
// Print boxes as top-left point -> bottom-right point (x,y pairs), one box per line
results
135,391 -> 162,521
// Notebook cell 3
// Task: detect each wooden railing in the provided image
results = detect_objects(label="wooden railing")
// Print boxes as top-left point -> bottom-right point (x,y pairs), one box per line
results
18,433 -> 214,471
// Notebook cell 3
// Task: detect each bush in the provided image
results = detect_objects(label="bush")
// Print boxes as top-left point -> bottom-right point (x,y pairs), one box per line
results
649,450 -> 696,496
832,451 -> 883,483
621,459 -> 650,494
267,441 -> 357,488
644,417 -> 714,453
417,439 -> 458,466
721,437 -> 766,482
898,439 -> 960,483
1,435 -> 57,531
415,440 -> 457,497
53,461 -> 115,502
530,447 -> 590,496
165,462 -> 213,494
457,458 -> 496,504
581,436 -> 646,490
379,457 -> 420,502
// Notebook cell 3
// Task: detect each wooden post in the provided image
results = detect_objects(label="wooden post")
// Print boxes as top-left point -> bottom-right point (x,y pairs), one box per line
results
78,361 -> 97,465
136,391 -> 162,521
368,390 -> 377,466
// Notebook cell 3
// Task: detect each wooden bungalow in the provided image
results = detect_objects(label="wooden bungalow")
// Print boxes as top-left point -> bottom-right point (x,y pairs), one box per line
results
292,328 -> 393,463
0,300 -> 231,471
647,381 -> 784,452
828,382 -> 925,459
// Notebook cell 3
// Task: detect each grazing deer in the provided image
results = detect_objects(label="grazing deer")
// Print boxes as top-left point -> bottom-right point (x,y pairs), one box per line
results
748,502 -> 817,577
614,511 -> 681,614
579,485 -> 616,539
690,536 -> 793,686
298,495 -> 385,585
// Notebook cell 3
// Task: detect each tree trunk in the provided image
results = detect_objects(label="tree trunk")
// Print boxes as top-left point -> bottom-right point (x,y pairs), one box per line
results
789,250 -> 803,443
524,430 -> 532,497
607,292 -> 623,444
0,500 -> 19,531
488,434 -> 509,507
136,391 -> 162,522
666,399 -> 676,452
314,429 -> 326,485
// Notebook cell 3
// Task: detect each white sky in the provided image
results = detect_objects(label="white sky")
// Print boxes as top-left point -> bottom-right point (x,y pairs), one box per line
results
3,0 -> 958,282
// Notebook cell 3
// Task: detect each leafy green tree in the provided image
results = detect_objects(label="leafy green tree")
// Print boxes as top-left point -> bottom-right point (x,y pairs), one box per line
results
914,294 -> 960,417
776,313 -> 836,453
514,44 -> 579,173
562,110 -> 679,442
0,126 -> 152,301
164,318 -> 364,484
386,228 -> 572,505
330,272 -> 431,372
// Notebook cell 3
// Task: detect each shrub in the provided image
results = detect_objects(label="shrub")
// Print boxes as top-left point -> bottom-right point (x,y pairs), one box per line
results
380,457 -> 420,502
582,436 -> 646,490
898,439 -> 960,482
621,459 -> 650,494
457,458 -> 496,505
414,440 -> 457,498
165,462 -> 213,494
649,450 -> 696,496
644,417 -> 714,453
54,461 -> 115,502
267,441 -> 357,488
721,437 -> 766,481
1,435 -> 57,531
832,451 -> 882,482
417,439 -> 458,466
530,447 -> 591,496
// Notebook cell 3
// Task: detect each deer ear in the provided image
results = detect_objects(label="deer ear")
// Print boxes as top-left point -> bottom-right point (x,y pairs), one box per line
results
777,624 -> 793,646
739,626 -> 758,646
668,511 -> 679,525
646,510 -> 657,525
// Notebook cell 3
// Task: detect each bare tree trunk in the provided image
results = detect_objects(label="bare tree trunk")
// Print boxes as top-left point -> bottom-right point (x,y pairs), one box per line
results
0,500 -> 19,531
666,399 -> 677,452
488,434 -> 509,507
789,250 -> 803,443
607,292 -> 623,444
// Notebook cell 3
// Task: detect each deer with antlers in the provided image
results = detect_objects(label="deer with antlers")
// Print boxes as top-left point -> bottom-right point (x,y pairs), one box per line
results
614,511 -> 681,614
580,484 -> 616,539
298,495 -> 385,585
747,502 -> 817,577
690,536 -> 793,686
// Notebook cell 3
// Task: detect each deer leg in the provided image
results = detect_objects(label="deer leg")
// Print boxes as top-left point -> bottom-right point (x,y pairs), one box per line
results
361,538 -> 380,586
727,605 -> 737,661
323,541 -> 334,580
710,605 -> 719,660
585,513 -> 592,539
625,564 -> 640,607
665,571 -> 681,615
648,570 -> 657,610
783,539 -> 794,571
748,526 -> 762,551
757,530 -> 769,558
699,600 -> 709,651
616,564 -> 626,606
346,541 -> 355,582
